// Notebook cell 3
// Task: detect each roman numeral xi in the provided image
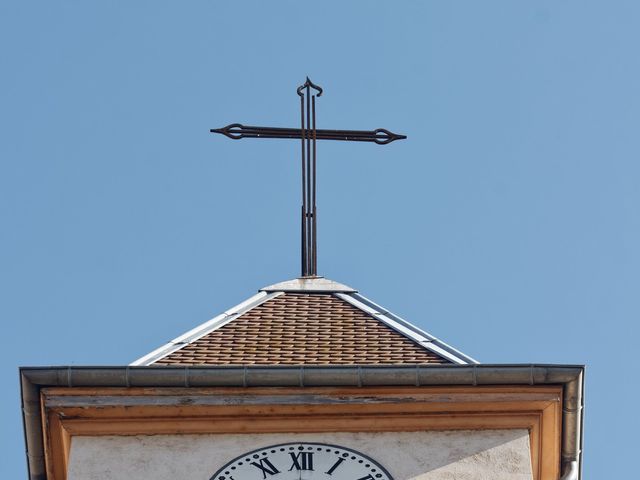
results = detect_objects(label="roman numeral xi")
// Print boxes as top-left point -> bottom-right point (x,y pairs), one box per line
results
251,458 -> 280,479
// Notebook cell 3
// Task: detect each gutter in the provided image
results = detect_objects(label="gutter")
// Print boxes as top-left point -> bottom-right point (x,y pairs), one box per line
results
20,364 -> 584,480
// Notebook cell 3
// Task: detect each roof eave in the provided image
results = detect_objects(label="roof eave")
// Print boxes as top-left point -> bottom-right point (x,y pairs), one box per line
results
19,364 -> 584,480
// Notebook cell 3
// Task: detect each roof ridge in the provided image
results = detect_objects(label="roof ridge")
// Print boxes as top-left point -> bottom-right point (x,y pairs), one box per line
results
260,277 -> 356,293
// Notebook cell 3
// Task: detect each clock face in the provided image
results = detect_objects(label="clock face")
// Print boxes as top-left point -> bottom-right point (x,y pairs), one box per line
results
209,443 -> 394,480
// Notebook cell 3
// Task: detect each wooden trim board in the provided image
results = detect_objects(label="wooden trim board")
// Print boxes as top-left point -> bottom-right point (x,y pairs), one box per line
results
41,385 -> 562,480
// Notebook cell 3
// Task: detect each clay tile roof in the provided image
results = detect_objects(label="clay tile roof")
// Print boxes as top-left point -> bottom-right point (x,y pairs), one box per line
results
131,278 -> 477,366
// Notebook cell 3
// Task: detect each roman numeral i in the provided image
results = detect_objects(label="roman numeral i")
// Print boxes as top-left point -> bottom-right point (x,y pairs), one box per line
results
325,457 -> 345,475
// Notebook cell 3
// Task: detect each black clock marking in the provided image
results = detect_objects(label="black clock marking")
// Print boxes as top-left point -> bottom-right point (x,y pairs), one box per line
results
209,443 -> 393,480
251,458 -> 280,479
325,457 -> 345,475
356,475 -> 375,480
289,452 -> 314,471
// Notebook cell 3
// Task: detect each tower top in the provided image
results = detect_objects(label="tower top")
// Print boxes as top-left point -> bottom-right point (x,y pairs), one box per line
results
130,276 -> 477,366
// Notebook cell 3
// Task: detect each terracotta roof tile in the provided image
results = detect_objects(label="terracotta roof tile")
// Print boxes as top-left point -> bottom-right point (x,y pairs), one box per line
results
155,293 -> 450,365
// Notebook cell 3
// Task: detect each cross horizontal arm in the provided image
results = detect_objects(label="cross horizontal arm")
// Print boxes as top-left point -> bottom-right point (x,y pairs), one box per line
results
211,123 -> 406,145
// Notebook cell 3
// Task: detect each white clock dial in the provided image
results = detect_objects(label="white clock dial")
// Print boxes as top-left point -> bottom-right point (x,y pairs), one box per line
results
209,443 -> 394,480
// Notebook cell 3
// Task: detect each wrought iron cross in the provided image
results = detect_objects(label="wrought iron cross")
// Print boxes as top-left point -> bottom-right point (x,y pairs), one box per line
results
211,78 -> 406,278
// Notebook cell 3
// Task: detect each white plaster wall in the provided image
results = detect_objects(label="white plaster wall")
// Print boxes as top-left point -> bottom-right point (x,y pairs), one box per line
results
68,430 -> 532,480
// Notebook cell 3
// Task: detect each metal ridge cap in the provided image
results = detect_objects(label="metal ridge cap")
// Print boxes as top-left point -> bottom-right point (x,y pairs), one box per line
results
260,277 -> 357,293
129,291 -> 280,366
335,292 -> 477,364
346,292 -> 479,364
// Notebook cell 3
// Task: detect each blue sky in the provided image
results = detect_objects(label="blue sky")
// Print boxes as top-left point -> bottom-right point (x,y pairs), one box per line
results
1,1 -> 638,478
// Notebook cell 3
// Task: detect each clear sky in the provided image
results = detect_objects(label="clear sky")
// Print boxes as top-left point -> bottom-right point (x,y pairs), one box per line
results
1,1 -> 638,478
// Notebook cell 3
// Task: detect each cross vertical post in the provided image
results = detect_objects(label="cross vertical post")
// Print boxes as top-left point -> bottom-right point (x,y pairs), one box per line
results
298,78 -> 322,277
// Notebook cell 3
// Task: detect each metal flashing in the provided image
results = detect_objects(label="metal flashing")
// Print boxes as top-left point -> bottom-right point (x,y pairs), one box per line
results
352,292 -> 480,364
130,291 -> 282,366
335,293 -> 477,365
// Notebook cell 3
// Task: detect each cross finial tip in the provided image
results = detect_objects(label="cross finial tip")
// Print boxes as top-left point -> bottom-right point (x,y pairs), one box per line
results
298,77 -> 323,97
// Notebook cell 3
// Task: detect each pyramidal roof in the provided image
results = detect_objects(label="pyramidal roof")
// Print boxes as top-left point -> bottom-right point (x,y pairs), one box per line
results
131,277 -> 477,366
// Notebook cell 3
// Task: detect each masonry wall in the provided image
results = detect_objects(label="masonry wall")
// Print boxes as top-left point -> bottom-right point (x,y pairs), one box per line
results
67,430 -> 532,480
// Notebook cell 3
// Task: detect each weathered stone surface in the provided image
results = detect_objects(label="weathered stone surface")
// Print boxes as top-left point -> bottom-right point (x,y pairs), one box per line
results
68,430 -> 532,480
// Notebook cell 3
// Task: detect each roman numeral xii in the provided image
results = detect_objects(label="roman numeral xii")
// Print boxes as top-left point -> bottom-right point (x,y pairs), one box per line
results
289,452 -> 314,471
